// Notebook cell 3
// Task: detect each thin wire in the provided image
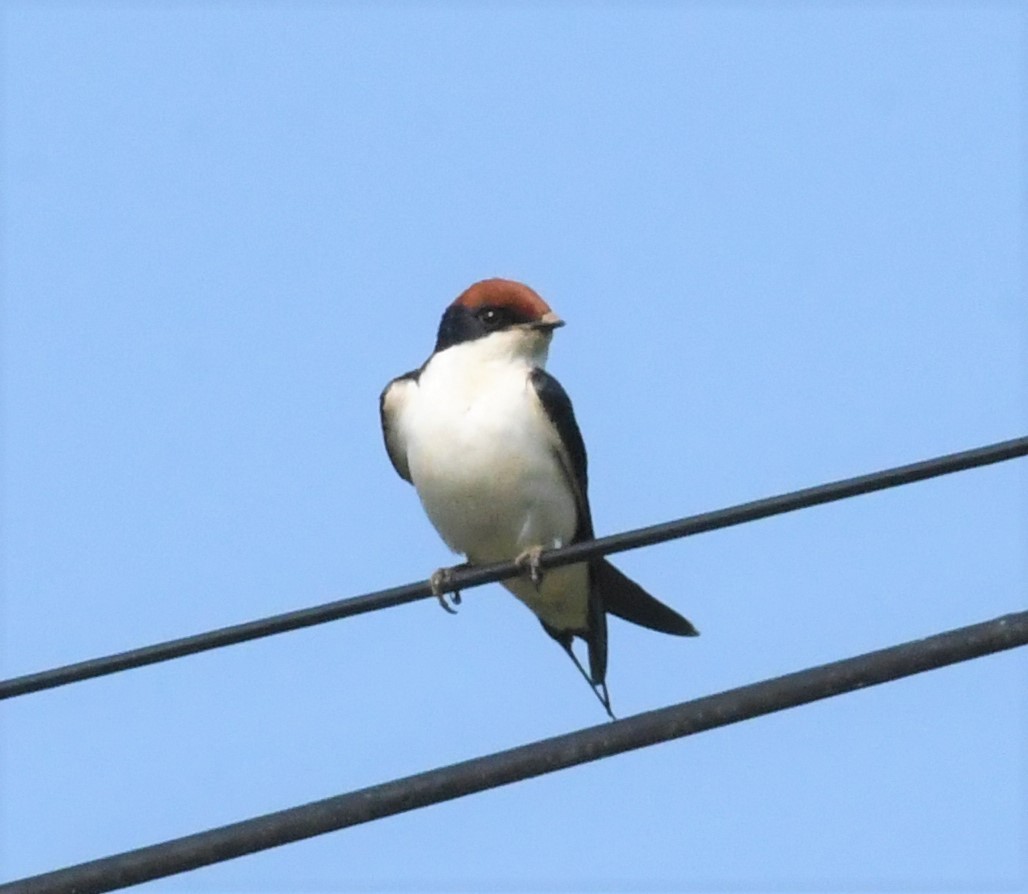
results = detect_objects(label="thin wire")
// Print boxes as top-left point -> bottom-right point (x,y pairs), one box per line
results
1,434 -> 1025,701
4,609 -> 1026,894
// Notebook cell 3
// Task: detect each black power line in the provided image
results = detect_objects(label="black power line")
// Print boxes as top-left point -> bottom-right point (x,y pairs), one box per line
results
1,435 -> 1025,701
4,610 -> 1026,894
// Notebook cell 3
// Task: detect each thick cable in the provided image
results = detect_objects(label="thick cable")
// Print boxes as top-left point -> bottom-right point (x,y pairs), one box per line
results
4,609 -> 1026,894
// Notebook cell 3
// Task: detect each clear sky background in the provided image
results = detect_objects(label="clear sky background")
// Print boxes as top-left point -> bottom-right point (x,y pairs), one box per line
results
2,4 -> 1025,892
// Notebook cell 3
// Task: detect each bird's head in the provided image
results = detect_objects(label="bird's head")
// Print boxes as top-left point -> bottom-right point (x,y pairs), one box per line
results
433,279 -> 564,362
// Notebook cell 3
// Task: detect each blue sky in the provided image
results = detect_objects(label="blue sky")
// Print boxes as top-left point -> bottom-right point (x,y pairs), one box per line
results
2,3 -> 1025,891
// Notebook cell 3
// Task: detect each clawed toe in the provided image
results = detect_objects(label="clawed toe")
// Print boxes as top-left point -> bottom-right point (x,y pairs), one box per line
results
515,546 -> 545,589
430,566 -> 464,614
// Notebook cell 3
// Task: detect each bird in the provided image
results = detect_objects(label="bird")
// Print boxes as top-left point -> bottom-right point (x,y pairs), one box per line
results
379,278 -> 698,718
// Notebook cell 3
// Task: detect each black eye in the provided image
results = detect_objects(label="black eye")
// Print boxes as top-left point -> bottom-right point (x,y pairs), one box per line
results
478,307 -> 506,329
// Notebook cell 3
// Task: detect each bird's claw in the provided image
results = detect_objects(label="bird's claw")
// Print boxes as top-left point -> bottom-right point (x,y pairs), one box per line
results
430,567 -> 463,614
515,545 -> 545,590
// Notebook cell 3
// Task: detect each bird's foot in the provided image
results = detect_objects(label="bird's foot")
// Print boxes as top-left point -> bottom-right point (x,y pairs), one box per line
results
515,545 -> 546,590
430,565 -> 466,614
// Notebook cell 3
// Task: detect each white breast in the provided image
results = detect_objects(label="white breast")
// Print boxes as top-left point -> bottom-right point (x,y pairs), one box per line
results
386,330 -> 589,632
402,342 -> 578,563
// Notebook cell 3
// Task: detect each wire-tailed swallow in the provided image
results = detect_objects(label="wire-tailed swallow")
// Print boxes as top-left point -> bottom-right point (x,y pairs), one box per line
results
380,278 -> 698,717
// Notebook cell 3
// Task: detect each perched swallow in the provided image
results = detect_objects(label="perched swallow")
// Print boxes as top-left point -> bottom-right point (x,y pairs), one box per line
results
379,278 -> 698,717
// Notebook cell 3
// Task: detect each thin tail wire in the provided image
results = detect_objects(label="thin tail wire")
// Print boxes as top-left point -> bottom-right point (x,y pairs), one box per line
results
558,640 -> 615,721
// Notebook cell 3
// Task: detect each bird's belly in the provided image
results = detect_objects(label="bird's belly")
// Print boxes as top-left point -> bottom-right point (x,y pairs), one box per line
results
413,441 -> 588,631
402,367 -> 586,631
409,428 -> 577,562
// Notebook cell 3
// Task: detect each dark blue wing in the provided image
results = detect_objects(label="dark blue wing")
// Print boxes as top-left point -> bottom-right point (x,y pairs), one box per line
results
528,367 -> 593,542
379,369 -> 420,484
